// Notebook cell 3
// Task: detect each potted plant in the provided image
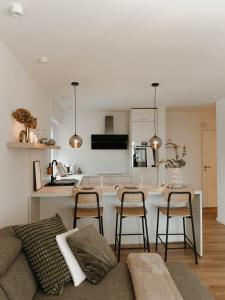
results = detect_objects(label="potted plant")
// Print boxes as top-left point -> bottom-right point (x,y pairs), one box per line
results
165,142 -> 187,187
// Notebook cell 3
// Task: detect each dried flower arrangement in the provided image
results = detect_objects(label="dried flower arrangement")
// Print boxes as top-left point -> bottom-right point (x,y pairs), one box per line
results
12,108 -> 37,129
165,142 -> 187,168
12,108 -> 37,142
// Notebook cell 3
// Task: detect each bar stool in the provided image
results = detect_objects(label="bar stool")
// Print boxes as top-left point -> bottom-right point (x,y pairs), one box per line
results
155,188 -> 198,264
72,187 -> 104,235
114,187 -> 150,262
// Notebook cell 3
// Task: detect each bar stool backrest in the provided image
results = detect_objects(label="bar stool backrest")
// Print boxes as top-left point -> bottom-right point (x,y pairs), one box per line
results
72,187 -> 102,203
163,187 -> 195,204
117,187 -> 148,202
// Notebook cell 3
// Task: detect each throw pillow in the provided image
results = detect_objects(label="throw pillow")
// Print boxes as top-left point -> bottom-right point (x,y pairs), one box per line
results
56,228 -> 86,286
67,225 -> 117,284
13,214 -> 71,295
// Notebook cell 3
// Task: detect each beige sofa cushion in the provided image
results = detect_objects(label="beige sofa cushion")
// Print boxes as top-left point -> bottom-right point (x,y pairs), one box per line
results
34,263 -> 135,300
0,227 -> 22,276
0,252 -> 37,300
0,286 -> 8,300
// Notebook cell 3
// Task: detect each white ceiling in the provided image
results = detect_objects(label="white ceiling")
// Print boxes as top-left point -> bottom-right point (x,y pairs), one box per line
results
0,0 -> 225,110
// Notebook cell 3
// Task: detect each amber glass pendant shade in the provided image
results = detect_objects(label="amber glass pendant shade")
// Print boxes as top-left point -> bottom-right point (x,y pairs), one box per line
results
69,133 -> 82,148
149,134 -> 162,150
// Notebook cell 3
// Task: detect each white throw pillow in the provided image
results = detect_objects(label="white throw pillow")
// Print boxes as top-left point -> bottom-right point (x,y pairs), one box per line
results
56,228 -> 86,286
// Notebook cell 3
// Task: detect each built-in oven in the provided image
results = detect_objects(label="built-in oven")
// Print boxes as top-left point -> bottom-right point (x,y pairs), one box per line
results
132,142 -> 154,168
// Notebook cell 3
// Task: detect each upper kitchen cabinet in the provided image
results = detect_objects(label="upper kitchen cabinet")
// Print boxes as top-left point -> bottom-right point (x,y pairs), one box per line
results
131,108 -> 154,122
131,122 -> 154,141
130,108 -> 154,142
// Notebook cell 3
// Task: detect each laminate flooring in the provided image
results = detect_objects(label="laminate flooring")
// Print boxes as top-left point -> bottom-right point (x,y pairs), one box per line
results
118,208 -> 225,300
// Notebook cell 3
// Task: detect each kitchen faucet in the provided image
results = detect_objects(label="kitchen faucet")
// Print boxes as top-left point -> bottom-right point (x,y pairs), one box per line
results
51,160 -> 58,184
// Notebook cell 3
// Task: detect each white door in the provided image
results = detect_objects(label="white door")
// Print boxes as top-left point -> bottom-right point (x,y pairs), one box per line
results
202,130 -> 217,207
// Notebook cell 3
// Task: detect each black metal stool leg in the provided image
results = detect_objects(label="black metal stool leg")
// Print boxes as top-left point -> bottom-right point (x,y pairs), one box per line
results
156,208 -> 160,251
100,216 -> 104,236
189,200 -> 198,264
118,214 -> 123,262
141,217 -> 146,251
114,212 -> 118,251
73,217 -> 77,229
73,199 -> 78,229
143,209 -> 150,252
183,217 -> 187,249
165,214 -> 170,262
98,216 -> 102,234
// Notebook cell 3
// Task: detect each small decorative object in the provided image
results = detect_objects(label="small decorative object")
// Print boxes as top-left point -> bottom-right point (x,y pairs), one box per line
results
33,161 -> 42,191
69,82 -> 83,148
57,162 -> 67,177
33,134 -> 38,143
76,167 -> 82,174
19,130 -> 26,143
12,108 -> 37,143
47,163 -> 52,175
47,138 -> 56,146
39,137 -> 56,146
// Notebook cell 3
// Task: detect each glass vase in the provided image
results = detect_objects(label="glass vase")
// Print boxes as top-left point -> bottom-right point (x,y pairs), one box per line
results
25,126 -> 30,143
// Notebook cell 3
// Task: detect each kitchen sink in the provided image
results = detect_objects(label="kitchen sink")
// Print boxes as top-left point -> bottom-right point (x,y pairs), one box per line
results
45,179 -> 79,187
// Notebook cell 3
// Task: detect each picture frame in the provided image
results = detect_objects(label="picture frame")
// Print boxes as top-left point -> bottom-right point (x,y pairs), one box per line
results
33,161 -> 42,191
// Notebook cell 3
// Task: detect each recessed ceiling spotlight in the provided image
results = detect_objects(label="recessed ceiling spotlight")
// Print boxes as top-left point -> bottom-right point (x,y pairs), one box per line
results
39,57 -> 49,64
9,2 -> 24,17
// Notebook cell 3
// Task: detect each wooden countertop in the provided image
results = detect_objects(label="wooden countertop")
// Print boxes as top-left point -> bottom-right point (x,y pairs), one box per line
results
32,185 -> 202,198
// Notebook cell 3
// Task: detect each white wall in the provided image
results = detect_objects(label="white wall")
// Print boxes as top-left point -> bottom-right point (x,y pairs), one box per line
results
216,100 -> 225,224
0,39 -> 50,227
54,110 -> 130,174
166,107 -> 216,189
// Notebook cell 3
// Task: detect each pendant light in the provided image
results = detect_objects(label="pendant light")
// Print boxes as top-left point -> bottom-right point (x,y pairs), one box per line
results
149,82 -> 162,149
69,82 -> 83,148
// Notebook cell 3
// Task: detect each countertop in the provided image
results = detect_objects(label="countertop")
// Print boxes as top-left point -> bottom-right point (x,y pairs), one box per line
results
32,185 -> 202,198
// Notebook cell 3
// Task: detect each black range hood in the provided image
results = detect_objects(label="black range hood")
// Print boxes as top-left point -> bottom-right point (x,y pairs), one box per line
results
91,134 -> 128,150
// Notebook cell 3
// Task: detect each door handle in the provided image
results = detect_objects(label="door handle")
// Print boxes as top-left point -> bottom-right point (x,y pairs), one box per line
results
204,165 -> 211,171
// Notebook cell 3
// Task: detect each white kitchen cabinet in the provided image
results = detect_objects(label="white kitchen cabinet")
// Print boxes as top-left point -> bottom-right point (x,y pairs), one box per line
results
130,108 -> 157,185
131,108 -> 154,122
131,121 -> 154,142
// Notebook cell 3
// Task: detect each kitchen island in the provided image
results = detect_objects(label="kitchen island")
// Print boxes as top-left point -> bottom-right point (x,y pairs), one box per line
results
31,183 -> 203,256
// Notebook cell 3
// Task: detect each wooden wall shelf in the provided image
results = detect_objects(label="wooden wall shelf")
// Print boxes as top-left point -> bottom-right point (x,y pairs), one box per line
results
7,142 -> 61,150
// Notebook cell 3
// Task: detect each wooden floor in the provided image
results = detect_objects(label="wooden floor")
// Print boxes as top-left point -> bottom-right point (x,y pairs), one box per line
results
119,208 -> 225,300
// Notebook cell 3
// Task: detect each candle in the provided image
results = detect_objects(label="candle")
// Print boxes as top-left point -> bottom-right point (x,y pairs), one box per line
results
33,134 -> 38,144
29,131 -> 34,143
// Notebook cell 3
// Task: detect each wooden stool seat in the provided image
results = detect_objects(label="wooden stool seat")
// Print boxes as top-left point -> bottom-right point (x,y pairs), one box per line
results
115,206 -> 147,217
76,207 -> 103,218
158,207 -> 190,217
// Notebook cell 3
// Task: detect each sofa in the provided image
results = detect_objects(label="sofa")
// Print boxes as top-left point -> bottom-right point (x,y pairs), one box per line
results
0,226 -> 213,300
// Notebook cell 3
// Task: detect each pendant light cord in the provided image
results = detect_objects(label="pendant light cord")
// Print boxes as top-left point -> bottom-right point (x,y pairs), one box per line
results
154,85 -> 157,135
74,85 -> 76,134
